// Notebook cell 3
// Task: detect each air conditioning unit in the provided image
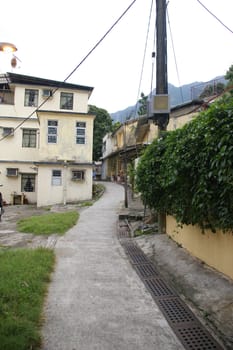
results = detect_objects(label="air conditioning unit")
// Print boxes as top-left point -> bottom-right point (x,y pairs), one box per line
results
6,168 -> 18,177
42,89 -> 53,98
2,127 -> 14,136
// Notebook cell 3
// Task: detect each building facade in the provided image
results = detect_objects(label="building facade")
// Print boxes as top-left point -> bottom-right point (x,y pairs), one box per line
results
0,72 -> 95,206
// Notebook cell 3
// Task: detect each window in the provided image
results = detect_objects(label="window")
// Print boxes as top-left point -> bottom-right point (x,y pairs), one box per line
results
60,92 -> 73,110
48,120 -> 58,143
24,89 -> 39,107
6,168 -> 18,177
22,129 -> 37,148
71,170 -> 85,181
2,127 -> 14,136
21,174 -> 35,192
52,170 -> 62,186
76,122 -> 86,144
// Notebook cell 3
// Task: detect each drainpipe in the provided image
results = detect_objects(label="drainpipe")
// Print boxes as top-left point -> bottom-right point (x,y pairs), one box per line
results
63,161 -> 67,205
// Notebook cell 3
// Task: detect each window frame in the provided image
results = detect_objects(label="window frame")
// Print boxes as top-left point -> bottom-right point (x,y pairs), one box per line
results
21,174 -> 36,192
22,128 -> 37,148
76,121 -> 86,145
47,120 -> 58,144
60,92 -> 73,110
24,89 -> 39,107
71,170 -> 85,181
52,169 -> 62,186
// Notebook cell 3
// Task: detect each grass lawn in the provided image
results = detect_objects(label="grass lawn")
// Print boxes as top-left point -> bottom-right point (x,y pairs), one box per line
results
0,248 -> 55,350
17,210 -> 79,235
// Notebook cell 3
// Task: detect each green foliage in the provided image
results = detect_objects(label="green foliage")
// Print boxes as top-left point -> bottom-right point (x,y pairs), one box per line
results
0,248 -> 55,350
225,64 -> 233,86
138,92 -> 148,116
17,211 -> 79,235
225,64 -> 233,94
89,105 -> 113,161
199,82 -> 225,98
112,121 -> 121,132
136,95 -> 233,231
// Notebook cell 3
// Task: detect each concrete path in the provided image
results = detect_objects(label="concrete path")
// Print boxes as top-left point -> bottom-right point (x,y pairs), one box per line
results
42,182 -> 184,350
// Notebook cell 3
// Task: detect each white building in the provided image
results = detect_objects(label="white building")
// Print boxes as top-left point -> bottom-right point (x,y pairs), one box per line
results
0,72 -> 95,206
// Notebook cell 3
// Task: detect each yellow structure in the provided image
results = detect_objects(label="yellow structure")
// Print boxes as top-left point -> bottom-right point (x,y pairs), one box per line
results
0,72 -> 95,206
166,99 -> 233,280
167,216 -> 233,280
103,97 -> 233,280
102,117 -> 158,181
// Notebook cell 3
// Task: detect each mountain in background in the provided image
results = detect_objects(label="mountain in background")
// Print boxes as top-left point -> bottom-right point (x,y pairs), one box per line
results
111,76 -> 226,123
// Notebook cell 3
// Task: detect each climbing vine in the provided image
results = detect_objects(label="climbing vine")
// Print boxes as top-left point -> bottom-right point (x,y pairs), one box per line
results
136,95 -> 233,232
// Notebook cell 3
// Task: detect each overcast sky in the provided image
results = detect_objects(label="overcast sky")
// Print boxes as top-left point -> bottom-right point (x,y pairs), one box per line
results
1,0 -> 233,113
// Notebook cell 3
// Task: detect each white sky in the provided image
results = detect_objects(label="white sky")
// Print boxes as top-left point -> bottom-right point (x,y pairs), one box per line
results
1,0 -> 233,113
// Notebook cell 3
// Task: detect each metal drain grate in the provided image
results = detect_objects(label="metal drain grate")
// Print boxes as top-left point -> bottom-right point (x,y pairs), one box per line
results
134,263 -> 159,278
175,326 -> 222,350
118,222 -> 130,238
158,298 -> 196,324
144,278 -> 176,298
117,220 -> 223,350
127,252 -> 150,265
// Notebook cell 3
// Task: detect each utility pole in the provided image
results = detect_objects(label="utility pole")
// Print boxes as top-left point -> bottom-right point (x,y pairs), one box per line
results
156,0 -> 169,233
156,0 -> 169,130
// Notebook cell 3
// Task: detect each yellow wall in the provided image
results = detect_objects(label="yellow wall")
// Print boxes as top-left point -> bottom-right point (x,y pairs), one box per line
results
37,112 -> 94,163
167,215 -> 233,280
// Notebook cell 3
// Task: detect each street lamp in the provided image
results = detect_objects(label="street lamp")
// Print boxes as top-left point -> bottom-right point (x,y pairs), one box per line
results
0,42 -> 17,53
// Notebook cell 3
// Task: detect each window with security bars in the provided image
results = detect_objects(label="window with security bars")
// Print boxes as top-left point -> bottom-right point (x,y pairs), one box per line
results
22,129 -> 37,147
24,89 -> 39,107
71,170 -> 85,181
52,169 -> 62,186
21,174 -> 35,192
76,122 -> 86,144
48,120 -> 58,143
60,92 -> 73,110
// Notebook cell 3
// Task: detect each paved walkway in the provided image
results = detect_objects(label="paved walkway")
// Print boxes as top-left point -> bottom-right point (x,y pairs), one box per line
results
42,182 -> 183,350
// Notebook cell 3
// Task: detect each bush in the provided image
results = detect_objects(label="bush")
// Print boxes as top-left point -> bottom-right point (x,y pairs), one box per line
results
136,95 -> 233,231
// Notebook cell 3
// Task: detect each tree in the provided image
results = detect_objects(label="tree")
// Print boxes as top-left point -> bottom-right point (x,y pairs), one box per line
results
225,64 -> 233,94
199,82 -> 225,99
89,105 -> 113,161
138,92 -> 148,116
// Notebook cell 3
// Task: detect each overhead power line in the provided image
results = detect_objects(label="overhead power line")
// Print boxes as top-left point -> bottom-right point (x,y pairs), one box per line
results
0,0 -> 137,142
196,0 -> 233,35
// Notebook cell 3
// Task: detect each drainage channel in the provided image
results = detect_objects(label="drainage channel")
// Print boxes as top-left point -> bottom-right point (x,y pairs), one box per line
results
117,220 -> 224,350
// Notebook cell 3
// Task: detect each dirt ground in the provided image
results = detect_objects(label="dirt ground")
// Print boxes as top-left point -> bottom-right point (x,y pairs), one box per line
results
0,203 -> 85,249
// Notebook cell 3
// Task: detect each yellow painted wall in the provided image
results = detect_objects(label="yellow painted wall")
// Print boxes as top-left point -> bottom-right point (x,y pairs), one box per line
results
37,112 -> 94,163
0,118 -> 39,161
167,215 -> 233,280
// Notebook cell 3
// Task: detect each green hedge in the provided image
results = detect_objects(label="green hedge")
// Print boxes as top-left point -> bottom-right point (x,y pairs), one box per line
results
136,95 -> 233,232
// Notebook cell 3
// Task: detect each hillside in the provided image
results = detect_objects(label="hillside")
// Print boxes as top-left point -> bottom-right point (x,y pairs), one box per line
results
111,77 -> 225,123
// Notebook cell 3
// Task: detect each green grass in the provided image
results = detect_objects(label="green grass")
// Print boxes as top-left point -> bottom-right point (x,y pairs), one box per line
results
17,211 -> 79,235
0,248 -> 55,350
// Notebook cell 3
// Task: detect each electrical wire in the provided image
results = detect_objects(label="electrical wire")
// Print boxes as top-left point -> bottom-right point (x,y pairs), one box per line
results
196,0 -> 233,34
167,8 -> 184,103
133,0 -> 155,119
0,0 -> 137,142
